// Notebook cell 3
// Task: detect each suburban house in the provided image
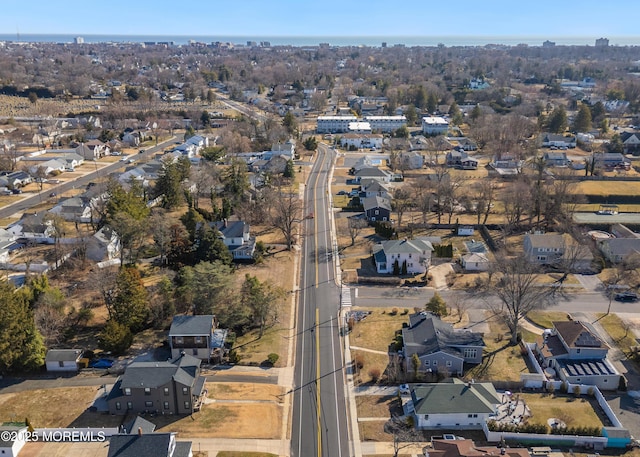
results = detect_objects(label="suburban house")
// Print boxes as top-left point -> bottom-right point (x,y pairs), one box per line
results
422,116 -> 449,135
597,237 -> 640,264
26,158 -> 66,175
107,432 -> 192,457
7,212 -> 55,242
340,134 -> 384,150
593,152 -> 630,170
405,379 -> 500,430
354,167 -> 394,183
428,438 -> 530,457
86,226 -> 121,264
445,150 -> 478,170
0,229 -> 16,264
455,137 -> 478,151
374,238 -> 434,274
620,132 -> 640,155
535,320 -> 621,390
0,425 -> 28,457
460,252 -> 490,271
361,181 -> 390,199
399,151 -> 424,169
208,220 -> 256,261
45,349 -> 84,372
50,197 -> 93,222
267,139 -> 296,160
168,314 -> 228,361
5,171 -> 32,188
363,196 -> 392,222
543,151 -> 570,167
84,139 -> 111,158
400,311 -> 484,376
523,233 -> 564,266
541,133 -> 577,148
107,352 -> 207,415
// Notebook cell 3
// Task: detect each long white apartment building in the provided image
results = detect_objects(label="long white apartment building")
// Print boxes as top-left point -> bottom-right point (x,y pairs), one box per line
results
317,115 -> 406,134
422,116 -> 449,135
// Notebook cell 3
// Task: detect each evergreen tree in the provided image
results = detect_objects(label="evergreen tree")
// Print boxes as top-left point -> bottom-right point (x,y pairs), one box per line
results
303,136 -> 318,151
0,281 -> 46,373
99,319 -> 133,355
282,111 -> 298,135
546,106 -> 568,133
176,261 -> 235,317
283,160 -> 295,179
109,266 -> 149,332
427,92 -> 438,114
194,225 -> 233,266
241,274 -> 284,338
572,103 -> 592,133
156,161 -> 184,209
425,292 -> 448,317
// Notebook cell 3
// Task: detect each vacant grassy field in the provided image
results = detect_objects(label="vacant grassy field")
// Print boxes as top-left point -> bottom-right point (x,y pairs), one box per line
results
155,403 -> 282,439
0,387 -> 119,428
574,180 -> 640,196
526,311 -> 571,330
207,383 -> 283,401
349,307 -> 409,353
355,394 -> 399,418
521,393 -> 604,429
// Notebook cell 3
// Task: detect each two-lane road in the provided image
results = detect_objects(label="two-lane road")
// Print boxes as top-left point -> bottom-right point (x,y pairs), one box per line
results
292,144 -> 350,457
0,137 -> 177,220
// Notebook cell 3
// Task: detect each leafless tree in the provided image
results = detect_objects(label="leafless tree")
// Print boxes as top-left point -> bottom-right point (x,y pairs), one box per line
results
347,217 -> 368,246
501,178 -> 530,234
270,183 -> 303,250
483,253 -> 557,344
392,187 -> 412,228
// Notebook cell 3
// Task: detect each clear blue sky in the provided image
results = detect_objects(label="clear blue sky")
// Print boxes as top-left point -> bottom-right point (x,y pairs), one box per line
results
0,0 -> 637,38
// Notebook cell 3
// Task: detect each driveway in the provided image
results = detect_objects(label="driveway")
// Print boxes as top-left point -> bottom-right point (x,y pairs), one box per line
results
574,273 -> 604,292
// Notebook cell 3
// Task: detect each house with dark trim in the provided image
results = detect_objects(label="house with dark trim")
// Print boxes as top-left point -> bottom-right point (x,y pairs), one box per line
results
363,196 -> 391,222
107,432 -> 192,457
168,314 -> 227,362
107,353 -> 207,415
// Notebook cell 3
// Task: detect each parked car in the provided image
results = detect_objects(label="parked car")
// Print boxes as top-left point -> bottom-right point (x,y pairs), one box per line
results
11,188 -> 22,194
615,291 -> 638,302
337,190 -> 347,195
398,384 -> 410,395
49,192 -> 57,197
89,358 -> 113,369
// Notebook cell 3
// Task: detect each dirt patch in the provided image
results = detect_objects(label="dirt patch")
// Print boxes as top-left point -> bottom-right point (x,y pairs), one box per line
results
355,394 -> 401,418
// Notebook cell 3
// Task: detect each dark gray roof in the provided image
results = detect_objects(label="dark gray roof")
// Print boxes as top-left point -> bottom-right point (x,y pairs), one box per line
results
212,220 -> 249,239
411,379 -> 500,415
174,441 -> 193,457
378,238 -> 434,255
557,358 -> 617,377
402,312 -> 484,361
107,433 -> 173,457
122,416 -> 156,435
45,349 -> 83,362
355,167 -> 388,177
120,353 -> 201,389
169,315 -> 214,336
363,196 -> 391,212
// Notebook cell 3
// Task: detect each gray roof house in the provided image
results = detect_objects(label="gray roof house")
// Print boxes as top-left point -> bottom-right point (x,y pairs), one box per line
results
45,349 -> 83,372
523,233 -> 564,266
401,312 -> 484,377
107,432 -> 192,457
363,196 -> 392,222
107,352 -> 207,416
169,315 -> 224,361
211,220 -> 256,260
361,180 -> 390,199
405,379 -> 500,430
373,238 -> 433,274
541,133 -> 577,148
354,167 -> 394,183
597,238 -> 640,264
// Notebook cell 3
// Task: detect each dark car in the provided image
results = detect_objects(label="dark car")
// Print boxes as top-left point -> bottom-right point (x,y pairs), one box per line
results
11,188 -> 22,194
49,192 -> 57,197
615,291 -> 638,302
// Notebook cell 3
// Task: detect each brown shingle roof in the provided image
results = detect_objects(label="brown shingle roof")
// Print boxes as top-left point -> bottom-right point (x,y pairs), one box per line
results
553,321 -> 603,348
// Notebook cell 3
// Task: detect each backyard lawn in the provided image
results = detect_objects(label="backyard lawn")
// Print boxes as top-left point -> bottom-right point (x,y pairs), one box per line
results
521,393 -> 605,429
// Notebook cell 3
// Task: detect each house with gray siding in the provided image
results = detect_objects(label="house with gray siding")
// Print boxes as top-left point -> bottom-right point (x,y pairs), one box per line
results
169,315 -> 219,361
107,353 -> 207,415
536,320 -> 620,390
401,312 -> 484,377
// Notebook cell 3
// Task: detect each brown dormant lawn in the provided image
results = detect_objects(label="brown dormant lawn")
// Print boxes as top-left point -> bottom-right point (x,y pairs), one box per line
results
521,393 -> 605,429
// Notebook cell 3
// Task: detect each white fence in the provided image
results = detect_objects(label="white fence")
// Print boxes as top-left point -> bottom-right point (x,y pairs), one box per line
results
482,421 -> 608,449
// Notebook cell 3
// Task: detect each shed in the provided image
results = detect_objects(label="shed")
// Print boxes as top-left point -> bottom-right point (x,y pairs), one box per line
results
45,349 -> 83,372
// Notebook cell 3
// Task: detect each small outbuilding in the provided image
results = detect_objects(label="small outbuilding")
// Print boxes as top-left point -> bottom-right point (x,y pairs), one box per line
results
45,349 -> 84,372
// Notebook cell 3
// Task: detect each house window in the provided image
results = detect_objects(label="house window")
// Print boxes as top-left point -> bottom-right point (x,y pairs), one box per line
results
182,387 -> 189,395
424,415 -> 429,420
124,388 -> 131,396
408,253 -> 412,258
375,210 -> 379,215
408,263 -> 413,268
433,360 -> 437,366
184,401 -> 191,410
424,360 -> 430,366
195,336 -> 203,344
576,378 -> 581,382
164,401 -> 170,409
115,402 -> 121,411
126,402 -> 133,410
144,387 -> 151,395
164,387 -> 170,396
446,361 -> 452,367
145,401 -> 153,408
193,348 -> 198,356
464,348 -> 477,359
59,361 -> 64,367
175,336 -> 184,345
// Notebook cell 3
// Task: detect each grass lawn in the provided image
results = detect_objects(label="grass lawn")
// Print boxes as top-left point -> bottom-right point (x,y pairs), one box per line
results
154,403 -> 282,439
353,351 -> 391,384
526,311 -> 571,330
355,394 -> 399,418
207,383 -> 283,401
464,319 -> 529,382
521,393 -> 604,429
574,180 -> 640,196
0,387 -> 121,428
359,420 -> 390,442
349,307 -> 410,353
596,313 -> 637,356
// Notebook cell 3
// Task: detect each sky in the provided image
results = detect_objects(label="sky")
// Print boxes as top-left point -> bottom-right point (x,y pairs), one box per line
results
0,0 -> 638,39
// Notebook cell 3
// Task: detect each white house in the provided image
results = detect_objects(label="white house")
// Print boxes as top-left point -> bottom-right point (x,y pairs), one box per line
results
348,122 -> 372,134
340,134 -> 383,150
422,116 -> 449,135
316,115 -> 357,133
86,226 -> 121,262
373,238 -> 434,274
45,349 -> 84,372
399,151 -> 424,170
210,220 -> 256,260
407,379 -> 501,430
461,252 -> 490,271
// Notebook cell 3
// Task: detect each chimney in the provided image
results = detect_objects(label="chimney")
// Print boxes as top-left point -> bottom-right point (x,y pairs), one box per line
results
224,218 -> 228,228
137,427 -> 142,436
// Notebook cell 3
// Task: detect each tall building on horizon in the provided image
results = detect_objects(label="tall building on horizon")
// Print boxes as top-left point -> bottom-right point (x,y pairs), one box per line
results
74,36 -> 84,44
595,37 -> 609,47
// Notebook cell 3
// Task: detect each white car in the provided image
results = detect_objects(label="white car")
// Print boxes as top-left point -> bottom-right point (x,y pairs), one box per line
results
120,156 -> 129,162
398,384 -> 410,395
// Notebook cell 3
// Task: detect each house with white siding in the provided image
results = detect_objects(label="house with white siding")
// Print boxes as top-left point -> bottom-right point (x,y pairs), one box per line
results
373,238 -> 434,274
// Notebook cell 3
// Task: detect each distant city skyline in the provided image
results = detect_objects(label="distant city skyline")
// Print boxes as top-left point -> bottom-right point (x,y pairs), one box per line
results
1,0 -> 638,40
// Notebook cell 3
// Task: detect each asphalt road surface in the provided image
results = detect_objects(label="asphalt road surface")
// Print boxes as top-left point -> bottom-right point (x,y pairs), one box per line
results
0,137 -> 177,220
292,144 -> 350,457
